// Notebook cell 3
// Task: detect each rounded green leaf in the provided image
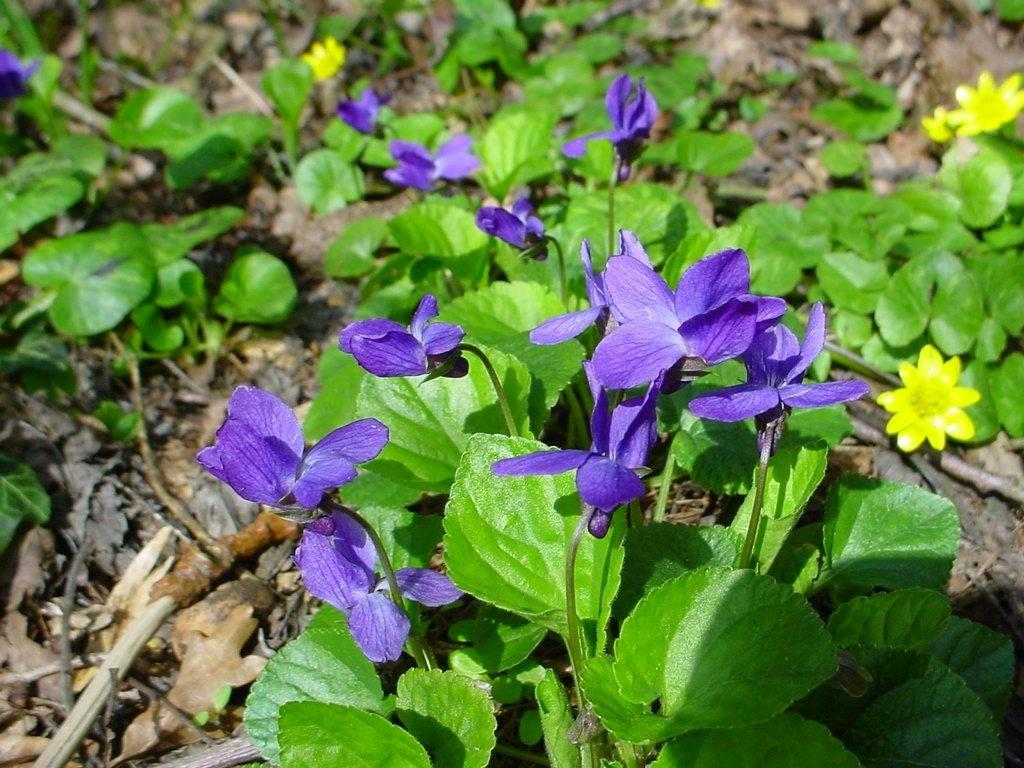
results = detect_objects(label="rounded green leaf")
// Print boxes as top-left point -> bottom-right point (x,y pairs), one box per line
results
396,669 -> 496,768
930,616 -> 1014,717
472,605 -> 549,673
957,151 -> 1012,229
278,702 -> 430,768
388,200 -> 488,260
820,141 -> 868,178
326,217 -> 387,278
674,131 -> 755,176
214,249 -> 297,325
295,149 -> 365,215
585,567 -> 836,743
108,87 -> 204,150
0,453 -> 50,555
479,105 -> 557,198
828,589 -> 951,650
651,712 -> 860,768
443,434 -> 624,641
244,607 -> 387,763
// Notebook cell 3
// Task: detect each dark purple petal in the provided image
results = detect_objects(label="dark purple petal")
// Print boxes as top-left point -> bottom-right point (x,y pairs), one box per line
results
434,135 -> 480,179
580,240 -> 606,308
331,512 -> 378,579
605,73 -> 633,129
511,196 -> 534,222
310,418 -> 390,465
225,386 -> 304,456
213,420 -> 300,504
562,130 -> 616,158
492,449 -> 592,476
384,163 -> 434,191
588,509 -> 613,538
576,456 -> 645,513
583,361 -> 610,457
409,294 -> 439,339
292,460 -> 357,508
294,519 -> 373,610
789,302 -> 826,382
604,255 -> 678,326
678,299 -> 758,366
530,307 -> 605,345
349,331 -> 428,376
476,207 -> 528,249
674,248 -> 751,323
779,380 -> 869,409
336,98 -> 375,134
348,592 -> 410,663
753,297 -> 788,330
524,215 -> 545,241
617,230 -> 652,266
389,140 -> 432,163
196,446 -> 228,484
607,383 -> 658,468
394,568 -> 463,606
421,322 -> 465,356
689,384 -> 781,422
624,79 -> 658,133
340,318 -> 407,353
592,321 -> 686,389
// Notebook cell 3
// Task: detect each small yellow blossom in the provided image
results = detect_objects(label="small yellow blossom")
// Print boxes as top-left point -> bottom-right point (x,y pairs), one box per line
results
301,37 -> 346,81
877,345 -> 980,452
921,106 -> 954,143
950,71 -> 1024,136
693,0 -> 721,7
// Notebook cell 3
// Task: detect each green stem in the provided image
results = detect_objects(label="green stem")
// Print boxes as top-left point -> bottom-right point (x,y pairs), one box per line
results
494,744 -> 549,766
460,343 -> 519,437
565,507 -> 600,768
321,500 -> 433,669
738,437 -> 772,571
607,159 -> 620,258
824,340 -> 900,387
545,236 -> 568,307
628,499 -> 643,528
563,383 -> 590,451
653,438 -> 677,523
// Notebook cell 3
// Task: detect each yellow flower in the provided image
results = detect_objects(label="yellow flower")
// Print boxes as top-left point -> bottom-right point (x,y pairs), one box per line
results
921,106 -> 954,143
877,345 -> 980,452
693,0 -> 721,7
301,37 -> 346,81
950,71 -> 1024,136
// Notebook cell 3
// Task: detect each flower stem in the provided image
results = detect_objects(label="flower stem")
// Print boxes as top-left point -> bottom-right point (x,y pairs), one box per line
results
738,437 -> 772,571
460,343 -> 519,437
607,159 -> 620,258
322,500 -> 433,669
653,438 -> 677,523
565,506 -> 600,768
545,236 -> 568,307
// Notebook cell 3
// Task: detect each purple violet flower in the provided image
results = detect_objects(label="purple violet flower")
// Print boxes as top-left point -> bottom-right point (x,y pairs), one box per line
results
491,362 -> 657,537
337,87 -> 389,134
476,196 -> 547,258
530,230 -> 651,346
563,74 -> 658,180
383,135 -> 480,191
688,302 -> 870,426
295,512 -> 462,662
340,294 -> 468,378
197,386 -> 388,509
591,248 -> 787,390
0,49 -> 38,100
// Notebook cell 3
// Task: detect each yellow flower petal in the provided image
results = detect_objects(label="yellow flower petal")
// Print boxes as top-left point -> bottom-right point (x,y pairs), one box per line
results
886,409 -> 918,434
940,356 -> 961,387
917,345 -> 943,379
896,424 -> 927,452
999,73 -> 1021,98
877,389 -> 909,412
898,363 -> 919,387
944,408 -> 975,441
925,420 -> 947,451
978,71 -> 996,93
951,386 -> 980,408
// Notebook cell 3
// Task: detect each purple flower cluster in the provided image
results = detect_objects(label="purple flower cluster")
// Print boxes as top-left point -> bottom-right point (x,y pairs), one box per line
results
0,49 -> 37,100
476,196 -> 546,258
337,87 -> 389,135
384,135 -> 479,191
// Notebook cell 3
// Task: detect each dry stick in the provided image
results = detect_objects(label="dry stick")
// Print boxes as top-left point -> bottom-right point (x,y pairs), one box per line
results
850,416 -> 1024,505
60,535 -> 91,714
0,656 -> 103,687
209,57 -> 274,117
34,514 -> 298,768
158,736 -> 261,768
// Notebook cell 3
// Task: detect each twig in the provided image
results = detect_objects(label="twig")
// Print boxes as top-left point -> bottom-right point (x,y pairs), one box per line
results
60,535 -> 92,715
157,736 -> 261,768
0,655 -> 103,686
824,340 -> 900,387
209,57 -> 274,117
850,416 -> 1024,505
51,91 -> 111,133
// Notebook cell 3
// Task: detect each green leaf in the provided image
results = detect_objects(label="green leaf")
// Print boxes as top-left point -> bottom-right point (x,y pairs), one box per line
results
295,149 -> 365,215
992,352 -> 1024,437
396,669 -> 496,768
875,256 -> 930,347
139,207 -> 244,267
673,131 -> 755,176
93,400 -> 142,441
439,281 -> 586,425
812,86 -> 903,142
828,589 -> 951,650
261,60 -> 313,128
214,249 -> 297,325
927,262 -> 985,356
821,141 -> 868,178
360,506 -> 443,570
278,702 -> 430,768
244,607 -> 387,763
479,105 -> 557,198
326,218 -> 387,278
998,0 -> 1024,20
22,223 -> 155,336
0,453 -> 50,555
355,348 -> 531,492
949,149 -> 1012,229
930,616 -> 1014,717
388,199 -> 488,260
536,670 -> 580,768
443,434 -> 624,643
472,605 -> 549,673
817,251 -> 888,315
613,523 -> 739,619
730,441 -> 829,572
651,712 -> 860,768
107,87 -> 204,150
0,173 -> 83,251
584,568 -> 836,743
819,475 -> 960,592
166,112 -> 272,188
